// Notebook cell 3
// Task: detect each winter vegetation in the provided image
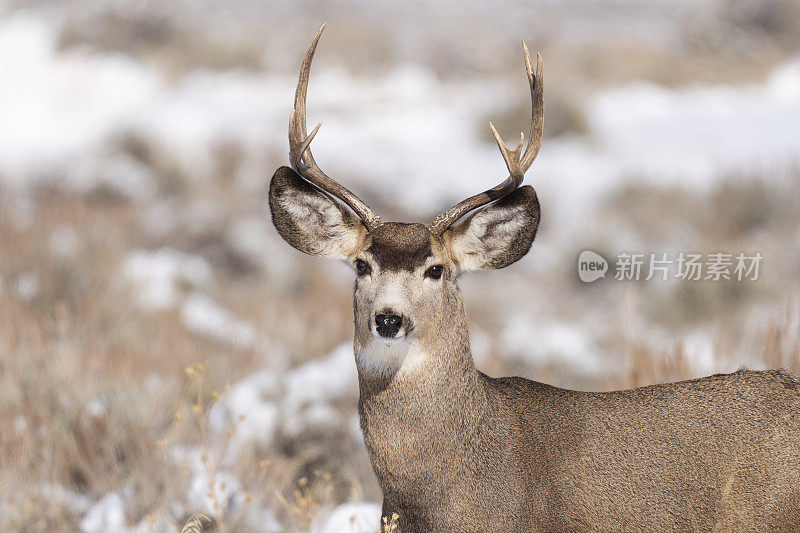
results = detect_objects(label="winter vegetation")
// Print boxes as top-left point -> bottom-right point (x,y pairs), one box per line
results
0,0 -> 799,530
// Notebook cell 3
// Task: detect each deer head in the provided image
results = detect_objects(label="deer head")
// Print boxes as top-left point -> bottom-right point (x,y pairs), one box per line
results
269,24 -> 543,376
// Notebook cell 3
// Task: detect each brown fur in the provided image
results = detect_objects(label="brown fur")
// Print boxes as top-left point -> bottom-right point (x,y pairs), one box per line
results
364,359 -> 800,531
367,223 -> 433,272
269,166 -> 800,532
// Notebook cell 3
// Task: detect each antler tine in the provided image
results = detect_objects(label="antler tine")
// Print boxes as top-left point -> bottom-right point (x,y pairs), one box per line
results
489,124 -> 526,183
429,42 -> 543,235
521,43 -> 544,170
288,23 -> 382,231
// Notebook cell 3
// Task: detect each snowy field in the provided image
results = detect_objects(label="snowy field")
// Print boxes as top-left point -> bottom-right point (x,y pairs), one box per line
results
0,0 -> 799,530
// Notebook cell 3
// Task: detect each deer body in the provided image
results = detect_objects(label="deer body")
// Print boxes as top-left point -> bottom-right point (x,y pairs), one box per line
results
269,25 -> 800,532
344,221 -> 800,531
362,350 -> 800,531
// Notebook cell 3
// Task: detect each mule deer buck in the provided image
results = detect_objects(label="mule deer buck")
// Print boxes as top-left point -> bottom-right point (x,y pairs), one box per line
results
269,25 -> 800,532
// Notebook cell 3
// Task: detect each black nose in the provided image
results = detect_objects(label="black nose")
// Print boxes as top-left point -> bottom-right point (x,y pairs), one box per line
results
375,313 -> 403,338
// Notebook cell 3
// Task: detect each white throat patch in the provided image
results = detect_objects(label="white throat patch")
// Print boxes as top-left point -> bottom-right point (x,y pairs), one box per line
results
357,338 -> 427,377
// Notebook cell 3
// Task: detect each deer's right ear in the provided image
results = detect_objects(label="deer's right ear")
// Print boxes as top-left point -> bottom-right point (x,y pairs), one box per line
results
269,166 -> 367,259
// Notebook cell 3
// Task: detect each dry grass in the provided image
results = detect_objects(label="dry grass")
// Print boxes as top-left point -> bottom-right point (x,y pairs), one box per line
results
1,2 -> 799,530
0,180 -> 361,529
182,514 -> 212,533
2,162 -> 797,530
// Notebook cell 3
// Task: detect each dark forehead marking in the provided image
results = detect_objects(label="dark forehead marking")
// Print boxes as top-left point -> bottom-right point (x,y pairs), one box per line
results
366,222 -> 433,271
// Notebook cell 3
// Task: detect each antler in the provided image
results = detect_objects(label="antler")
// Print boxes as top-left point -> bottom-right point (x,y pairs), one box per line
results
289,23 -> 382,231
429,42 -> 543,235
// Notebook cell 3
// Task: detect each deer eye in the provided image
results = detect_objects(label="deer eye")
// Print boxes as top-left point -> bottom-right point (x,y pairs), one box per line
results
425,265 -> 444,280
355,259 -> 371,276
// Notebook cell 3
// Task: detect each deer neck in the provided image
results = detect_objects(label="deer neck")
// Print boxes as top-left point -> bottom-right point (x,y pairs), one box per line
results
356,325 -> 483,409
355,292 -> 492,485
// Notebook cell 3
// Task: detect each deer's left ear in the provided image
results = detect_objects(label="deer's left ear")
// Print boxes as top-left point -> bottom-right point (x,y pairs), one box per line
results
447,185 -> 540,272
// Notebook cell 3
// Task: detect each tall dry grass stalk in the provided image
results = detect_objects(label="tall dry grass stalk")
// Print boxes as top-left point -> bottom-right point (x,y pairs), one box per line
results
182,363 -> 275,532
181,514 -> 211,533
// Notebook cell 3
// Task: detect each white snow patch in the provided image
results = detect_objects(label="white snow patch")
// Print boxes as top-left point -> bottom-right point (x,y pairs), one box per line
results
0,14 -> 284,191
122,248 -> 212,310
128,513 -> 180,533
208,369 -> 280,457
681,331 -> 718,376
207,341 -> 362,457
40,484 -> 91,517
13,415 -> 27,435
70,152 -> 157,200
173,446 -> 281,530
470,326 -> 493,368
226,217 -> 296,278
282,343 -> 357,437
501,316 -> 601,373
180,292 -> 256,348
211,343 -> 358,452
0,15 -> 158,186
314,502 -> 382,533
589,72 -> 800,187
2,13 -> 799,251
85,399 -> 107,419
188,469 -> 243,517
80,492 -> 126,533
15,272 -> 39,300
48,225 -> 80,258
174,447 -> 242,515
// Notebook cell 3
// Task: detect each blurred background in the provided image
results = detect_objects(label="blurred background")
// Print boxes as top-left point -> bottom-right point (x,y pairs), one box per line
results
1,0 -> 799,530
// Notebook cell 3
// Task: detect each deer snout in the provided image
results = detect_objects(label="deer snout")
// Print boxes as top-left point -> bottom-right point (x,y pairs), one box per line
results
375,312 -> 405,338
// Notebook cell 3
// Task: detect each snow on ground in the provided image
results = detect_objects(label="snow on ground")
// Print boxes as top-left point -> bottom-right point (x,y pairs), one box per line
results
281,343 -> 358,437
530,58 -> 800,234
2,14 -> 799,230
122,248 -> 257,347
40,484 -> 91,517
122,248 -> 212,311
172,446 -> 280,531
2,10 -> 797,529
13,272 -> 39,301
209,342 -> 358,453
80,492 -> 127,533
69,444 -> 283,531
501,315 -> 603,375
589,58 -> 800,185
226,216 -> 298,279
181,292 -> 256,348
314,502 -> 383,533
0,15 -> 158,190
208,368 -> 281,456
48,224 -> 81,258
